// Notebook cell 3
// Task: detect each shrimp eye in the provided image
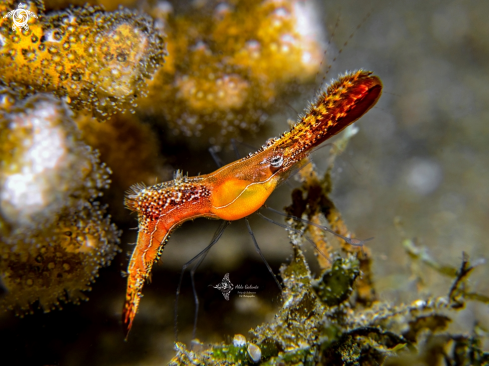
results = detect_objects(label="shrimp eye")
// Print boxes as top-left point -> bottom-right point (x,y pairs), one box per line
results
270,154 -> 284,169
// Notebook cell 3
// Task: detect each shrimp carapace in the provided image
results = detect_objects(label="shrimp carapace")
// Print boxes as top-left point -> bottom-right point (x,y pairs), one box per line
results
123,70 -> 382,338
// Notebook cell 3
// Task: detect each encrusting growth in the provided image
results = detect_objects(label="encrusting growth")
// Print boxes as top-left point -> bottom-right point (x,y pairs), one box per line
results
286,160 -> 377,305
123,70 -> 383,337
171,242 -> 488,364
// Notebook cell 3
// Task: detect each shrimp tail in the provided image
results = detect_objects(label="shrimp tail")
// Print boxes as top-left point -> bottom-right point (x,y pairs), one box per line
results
123,217 -> 170,339
122,180 -> 212,339
123,261 -> 143,339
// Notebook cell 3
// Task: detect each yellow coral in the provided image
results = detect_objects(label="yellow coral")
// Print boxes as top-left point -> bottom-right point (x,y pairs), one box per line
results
141,0 -> 325,141
217,0 -> 325,81
0,201 -> 119,313
76,112 -> 168,191
0,93 -> 120,313
0,0 -> 166,119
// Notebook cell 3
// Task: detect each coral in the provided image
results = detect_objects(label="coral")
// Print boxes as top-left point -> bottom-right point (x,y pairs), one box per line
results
140,0 -> 326,141
0,93 -> 103,226
43,0 -> 93,11
76,113 -> 168,193
0,0 -> 165,317
0,93 -> 120,313
44,0 -> 138,12
0,0 -> 166,120
0,200 -> 119,313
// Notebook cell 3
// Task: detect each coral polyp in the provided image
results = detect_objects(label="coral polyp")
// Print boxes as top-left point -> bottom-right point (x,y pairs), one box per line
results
0,93 -> 120,313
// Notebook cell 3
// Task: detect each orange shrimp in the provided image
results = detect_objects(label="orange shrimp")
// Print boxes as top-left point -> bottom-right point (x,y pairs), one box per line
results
123,70 -> 383,337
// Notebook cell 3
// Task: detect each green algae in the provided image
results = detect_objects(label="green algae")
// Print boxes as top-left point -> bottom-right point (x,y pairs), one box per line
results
313,255 -> 360,307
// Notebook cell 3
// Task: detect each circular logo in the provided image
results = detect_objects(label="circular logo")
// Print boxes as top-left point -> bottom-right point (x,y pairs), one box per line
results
4,3 -> 38,32
12,8 -> 30,29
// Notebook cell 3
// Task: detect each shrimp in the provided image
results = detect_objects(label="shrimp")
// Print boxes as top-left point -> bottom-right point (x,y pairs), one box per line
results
123,70 -> 383,337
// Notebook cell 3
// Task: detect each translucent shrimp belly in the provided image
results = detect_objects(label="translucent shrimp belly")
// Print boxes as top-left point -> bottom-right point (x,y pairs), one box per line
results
209,149 -> 287,221
210,176 -> 280,220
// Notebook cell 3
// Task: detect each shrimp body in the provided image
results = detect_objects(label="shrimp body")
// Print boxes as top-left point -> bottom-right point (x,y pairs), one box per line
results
123,70 -> 383,337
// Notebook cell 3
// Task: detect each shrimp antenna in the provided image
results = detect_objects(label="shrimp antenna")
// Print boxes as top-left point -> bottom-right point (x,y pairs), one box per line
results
208,146 -> 225,168
320,9 -> 372,84
257,212 -> 331,264
230,138 -> 242,159
210,140 -> 257,168
315,7 -> 341,85
264,206 -> 373,247
174,220 -> 230,341
230,138 -> 259,158
244,218 -> 282,292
